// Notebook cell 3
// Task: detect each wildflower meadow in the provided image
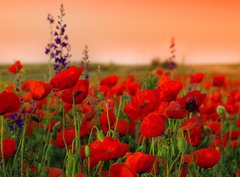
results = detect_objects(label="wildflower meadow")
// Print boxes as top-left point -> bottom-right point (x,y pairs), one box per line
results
0,4 -> 240,177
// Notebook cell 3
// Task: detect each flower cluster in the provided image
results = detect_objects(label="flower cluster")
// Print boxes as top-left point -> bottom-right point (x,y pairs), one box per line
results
45,4 -> 71,74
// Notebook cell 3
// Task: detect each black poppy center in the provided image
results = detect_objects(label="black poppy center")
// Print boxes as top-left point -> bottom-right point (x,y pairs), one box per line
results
185,96 -> 198,112
140,101 -> 148,109
74,90 -> 82,97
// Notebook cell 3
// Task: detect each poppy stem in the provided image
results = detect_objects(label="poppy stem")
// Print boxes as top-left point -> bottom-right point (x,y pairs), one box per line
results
104,101 -> 111,133
20,116 -> 28,177
113,96 -> 122,137
0,115 -> 6,177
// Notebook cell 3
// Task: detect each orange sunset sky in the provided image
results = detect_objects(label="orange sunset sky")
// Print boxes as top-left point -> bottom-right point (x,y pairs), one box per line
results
0,0 -> 240,64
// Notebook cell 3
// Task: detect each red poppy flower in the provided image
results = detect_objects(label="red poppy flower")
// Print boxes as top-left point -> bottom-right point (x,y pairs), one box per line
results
224,130 -> 240,140
109,163 -> 137,177
166,101 -> 188,119
204,121 -> 221,135
236,170 -> 240,177
156,69 -> 163,76
124,90 -> 160,121
100,75 -> 119,88
209,136 -> 227,149
183,154 -> 191,165
50,66 -> 83,91
180,167 -> 188,177
180,116 -> 203,147
115,119 -> 129,136
100,108 -> 116,133
210,92 -> 222,102
90,137 -> 129,161
190,73 -> 204,83
213,75 -> 225,87
4,85 -> 15,92
181,91 -> 206,112
125,152 -> 156,174
140,111 -> 166,138
0,138 -> 16,159
0,91 -> 20,115
8,60 -> 22,74
125,75 -> 140,96
51,128 -> 75,148
48,167 -> 65,177
228,139 -> 239,149
125,81 -> 140,97
225,103 -> 239,115
109,82 -> 125,96
79,120 -> 93,138
21,80 -> 52,100
61,80 -> 89,104
193,148 -> 221,168
156,80 -> 183,102
128,121 -> 137,136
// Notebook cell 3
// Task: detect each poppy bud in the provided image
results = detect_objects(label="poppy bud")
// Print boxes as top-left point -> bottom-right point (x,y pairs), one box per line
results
52,131 -> 57,141
84,145 -> 90,158
204,125 -> 212,134
30,114 -> 40,123
177,129 -> 187,152
97,129 -> 104,141
217,106 -> 226,116
53,122 -> 61,132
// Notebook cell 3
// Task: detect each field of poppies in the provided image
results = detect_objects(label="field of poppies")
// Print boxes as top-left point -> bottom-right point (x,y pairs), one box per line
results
0,4 -> 240,177
0,59 -> 239,177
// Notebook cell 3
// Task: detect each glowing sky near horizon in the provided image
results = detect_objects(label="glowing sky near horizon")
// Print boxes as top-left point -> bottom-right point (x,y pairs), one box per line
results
0,0 -> 240,64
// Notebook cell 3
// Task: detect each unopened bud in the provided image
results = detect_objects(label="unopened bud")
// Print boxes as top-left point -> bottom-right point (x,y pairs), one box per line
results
84,145 -> 91,158
97,130 -> 104,142
177,129 -> 187,152
52,131 -> 57,140
217,105 -> 226,116
53,122 -> 61,132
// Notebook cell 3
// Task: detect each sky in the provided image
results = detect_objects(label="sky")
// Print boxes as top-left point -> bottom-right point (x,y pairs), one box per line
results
0,0 -> 240,64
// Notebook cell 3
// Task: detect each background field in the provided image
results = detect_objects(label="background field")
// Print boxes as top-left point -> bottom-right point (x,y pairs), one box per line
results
1,63 -> 239,82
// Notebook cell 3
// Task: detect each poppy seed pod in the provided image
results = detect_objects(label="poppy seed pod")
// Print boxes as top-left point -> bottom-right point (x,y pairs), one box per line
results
216,106 -> 226,116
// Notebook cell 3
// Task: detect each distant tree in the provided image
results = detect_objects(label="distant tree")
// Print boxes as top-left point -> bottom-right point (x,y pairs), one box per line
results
150,57 -> 161,69
161,59 -> 177,69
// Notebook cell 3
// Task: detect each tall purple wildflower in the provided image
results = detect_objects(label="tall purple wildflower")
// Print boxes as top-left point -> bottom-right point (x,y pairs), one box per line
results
45,4 -> 72,74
